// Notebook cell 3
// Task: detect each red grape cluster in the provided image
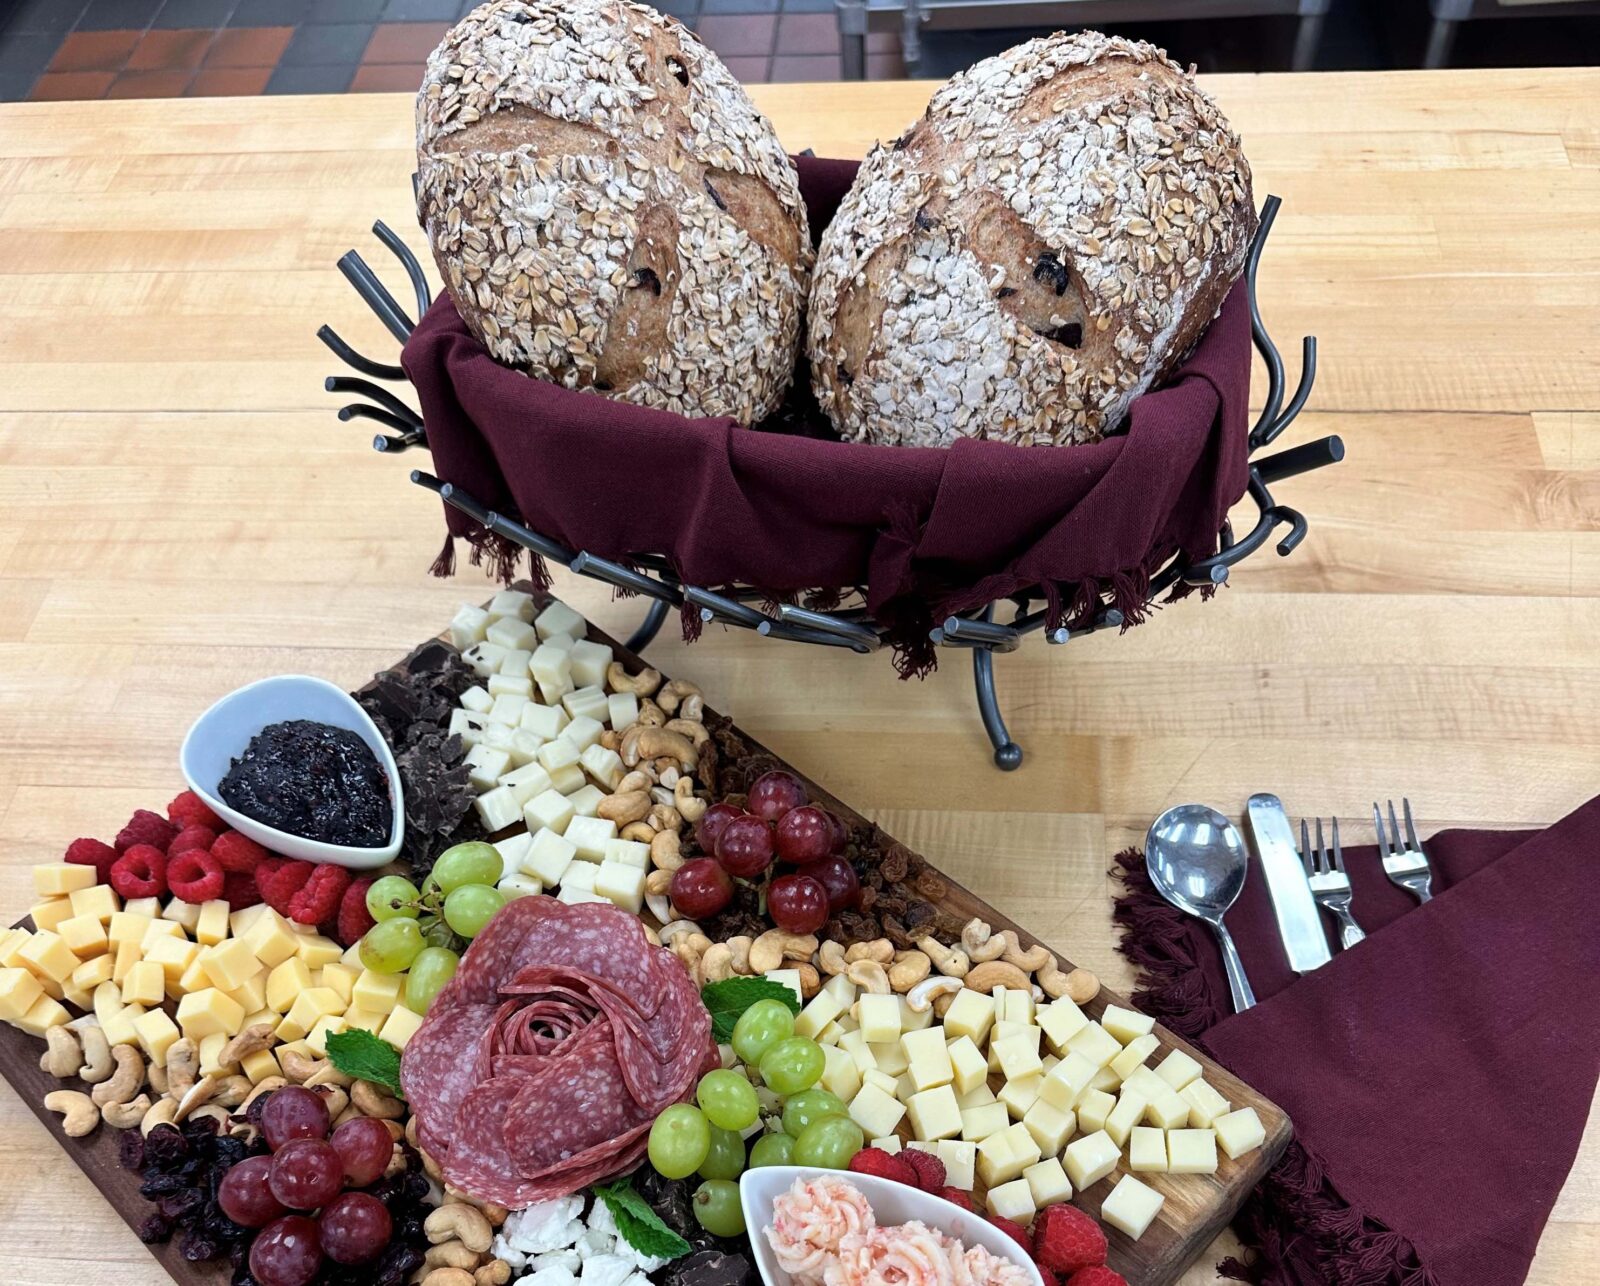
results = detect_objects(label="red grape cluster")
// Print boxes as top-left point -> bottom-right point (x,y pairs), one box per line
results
217,1086 -> 397,1286
668,772 -> 859,933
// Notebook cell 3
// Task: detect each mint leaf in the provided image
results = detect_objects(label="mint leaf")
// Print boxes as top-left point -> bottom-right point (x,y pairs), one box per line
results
700,976 -> 800,1043
594,1177 -> 691,1262
324,1029 -> 405,1097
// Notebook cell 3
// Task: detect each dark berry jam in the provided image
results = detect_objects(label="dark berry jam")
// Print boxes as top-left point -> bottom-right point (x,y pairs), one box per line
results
220,720 -> 392,848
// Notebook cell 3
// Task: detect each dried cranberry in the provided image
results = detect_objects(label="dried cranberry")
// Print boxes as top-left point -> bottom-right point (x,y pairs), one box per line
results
119,1128 -> 147,1171
143,1123 -> 189,1168
245,1090 -> 275,1128
138,1213 -> 173,1244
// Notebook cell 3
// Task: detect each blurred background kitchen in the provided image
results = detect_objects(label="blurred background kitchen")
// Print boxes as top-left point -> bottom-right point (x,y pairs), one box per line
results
0,0 -> 1596,102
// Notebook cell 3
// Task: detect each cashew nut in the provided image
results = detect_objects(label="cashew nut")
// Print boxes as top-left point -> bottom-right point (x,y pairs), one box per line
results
750,930 -> 819,974
672,777 -> 707,824
316,1086 -> 350,1121
164,1039 -> 200,1097
352,1080 -> 406,1120
961,920 -> 1008,963
39,1027 -> 83,1079
91,1045 -> 144,1107
917,936 -> 971,979
147,1062 -> 168,1096
846,960 -> 890,994
1063,967 -> 1100,1005
656,678 -> 701,716
963,960 -> 1033,992
678,692 -> 705,723
305,1061 -> 353,1090
44,1089 -> 98,1137
998,931 -> 1055,975
906,976 -> 964,1013
792,961 -> 821,999
658,919 -> 703,944
78,1027 -> 114,1084
421,1269 -> 476,1286
174,1074 -> 222,1121
888,950 -> 932,992
1033,956 -> 1073,1000
663,718 -> 708,749
647,803 -> 681,834
845,940 -> 894,965
620,726 -> 697,771
425,1243 -> 480,1271
425,1203 -> 494,1253
278,1048 -> 322,1084
142,1097 -> 179,1135
649,829 -> 683,872
219,1024 -> 277,1066
213,1075 -> 253,1108
818,941 -> 848,976
606,662 -> 661,697
700,943 -> 736,984
932,991 -> 959,1018
617,769 -> 653,795
477,1262 -> 512,1286
597,791 -> 651,826
241,1076 -> 287,1112
637,698 -> 666,727
101,1093 -> 154,1130
726,935 -> 753,974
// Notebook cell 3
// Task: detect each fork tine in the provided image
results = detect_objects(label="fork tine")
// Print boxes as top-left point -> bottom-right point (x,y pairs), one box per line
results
1314,817 -> 1327,873
1402,797 -> 1422,852
1331,817 -> 1346,873
1299,819 -> 1313,876
1373,802 -> 1392,857
1387,800 -> 1403,854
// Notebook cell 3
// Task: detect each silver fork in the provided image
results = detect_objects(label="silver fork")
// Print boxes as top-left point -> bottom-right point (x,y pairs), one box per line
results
1300,817 -> 1365,950
1374,798 -> 1433,903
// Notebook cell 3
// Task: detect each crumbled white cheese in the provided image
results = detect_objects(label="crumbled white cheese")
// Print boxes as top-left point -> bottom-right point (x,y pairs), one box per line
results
577,1228 -> 615,1259
580,1253 -> 638,1286
503,1196 -> 587,1255
526,1266 -> 580,1286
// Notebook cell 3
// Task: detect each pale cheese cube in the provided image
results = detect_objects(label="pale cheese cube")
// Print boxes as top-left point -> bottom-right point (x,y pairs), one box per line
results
1040,1051 -> 1098,1111
1000,988 -> 1034,1026
486,617 -> 538,653
1063,1129 -> 1121,1190
58,914 -> 108,957
795,987 -> 849,1040
1213,1107 -> 1266,1159
1106,1088 -> 1148,1147
1075,1088 -> 1116,1135
1090,1067 -> 1123,1097
567,639 -> 612,688
483,723 -> 518,757
487,693 -> 531,728
102,1003 -> 144,1047
499,761 -> 555,806
565,782 -> 605,814
562,685 -> 610,724
92,979 -> 122,1023
111,941 -> 140,986
1101,1174 -> 1164,1241
448,708 -> 487,747
862,1069 -> 899,1096
34,864 -> 97,898
122,897 -> 161,920
319,963 -> 357,1006
1024,1157 -> 1074,1207
461,641 -> 509,678
1129,1126 -> 1168,1173
1122,1065 -> 1168,1101
580,744 -> 625,790
824,972 -> 857,1005
901,1027 -> 954,1091
906,1084 -> 962,1141
1022,1099 -> 1076,1156
306,1014 -> 348,1056
194,900 -> 230,947
999,1075 -> 1042,1121
474,785 -> 523,833
108,912 -> 154,948
986,1178 -> 1035,1223
486,589 -> 535,623
137,934 -> 199,986
820,1044 -> 862,1101
15,995 -> 71,1036
178,988 -> 245,1041
960,1102 -> 1009,1143
133,1008 -> 182,1066
342,1005 -> 385,1034
524,789 -> 575,836
556,885 -> 608,905
460,684 -> 494,714
264,957 -> 314,1012
817,1020 -> 845,1047
947,1035 -> 987,1096
975,1132 -> 1024,1188
449,603 -> 490,648
1146,1091 -> 1191,1130
1154,1048 -> 1203,1092
537,672 -> 575,706
0,968 -> 44,1021
487,673 -> 533,699
847,1082 -> 906,1137
868,1040 -> 909,1077
606,692 -> 639,731
537,736 -> 582,774
602,839 -> 650,870
1110,1033 -> 1160,1081
1167,1128 -> 1220,1174
1180,1078 -> 1231,1129
1036,996 -> 1089,1053
352,969 -> 402,1015
465,745 -> 512,792
1003,1121 -> 1042,1169
560,861 -> 597,893
241,1048 -> 282,1084
68,883 -> 119,923
593,861 -> 645,914
898,995 -> 935,1032
30,899 -> 74,934
871,1135 -> 902,1155
956,1082 -> 997,1110
1101,1003 -> 1157,1045
492,832 -> 535,881
498,872 -> 544,900
565,815 -> 617,862
764,969 -> 803,1005
935,1139 -> 977,1190
535,599 -> 585,642
855,993 -> 901,1045
519,700 -> 569,740
1065,1021 -> 1122,1069
838,1029 -> 876,1072
161,899 -> 201,932
940,988 -> 995,1046
277,987 -> 344,1042
505,729 -> 545,767
993,1033 -> 1044,1081
562,714 -> 604,753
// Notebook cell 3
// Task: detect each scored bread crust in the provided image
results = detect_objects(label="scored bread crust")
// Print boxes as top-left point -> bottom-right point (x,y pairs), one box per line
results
417,0 -> 811,424
808,31 -> 1257,449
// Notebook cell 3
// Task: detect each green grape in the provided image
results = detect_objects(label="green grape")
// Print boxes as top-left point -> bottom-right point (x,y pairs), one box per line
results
781,1089 -> 846,1138
748,1132 -> 796,1169
731,999 -> 795,1066
697,1069 -> 760,1132
692,1181 -> 746,1238
792,1115 -> 863,1170
758,1037 -> 824,1095
648,1105 -> 711,1179
420,915 -> 458,950
419,873 -> 445,912
366,875 -> 421,922
358,918 -> 424,973
403,946 -> 460,1014
433,842 -> 504,893
443,884 -> 505,938
697,1126 -> 746,1181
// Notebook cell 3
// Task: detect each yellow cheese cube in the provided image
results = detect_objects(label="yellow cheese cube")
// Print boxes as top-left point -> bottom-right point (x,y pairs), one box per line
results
1100,1174 -> 1164,1241
318,963 -> 357,1006
144,934 -> 199,982
199,1031 -> 231,1076
947,1035 -> 988,1097
20,930 -> 80,983
14,994 -> 71,1036
241,1048 -> 283,1084
1065,1021 -> 1122,1069
1003,1120 -> 1042,1169
202,938 -> 262,993
177,955 -> 211,997
847,1083 -> 906,1138
111,940 -> 141,985
1036,997 -> 1090,1053
1179,1078 -> 1231,1130
1146,1091 -> 1191,1131
993,1033 -> 1044,1082
141,919 -> 186,952
960,1101 -> 1009,1143
868,1040 -> 909,1078
794,986 -> 849,1040
1154,1049 -> 1203,1093
266,958 -> 315,1013
306,1014 -> 348,1056
1075,1088 -> 1116,1135
275,1039 -> 314,1066
1022,1099 -> 1077,1155
178,988 -> 246,1040
109,912 -> 154,948
296,935 -> 344,969
1129,1126 -> 1168,1173
68,883 -> 120,923
340,941 -> 363,968
378,1004 -> 424,1049
58,914 -> 109,957
243,911 -> 300,968
103,1003 -> 146,1047
820,1044 -> 861,1101
986,1177 -> 1036,1223
71,954 -> 116,992
901,1027 -> 954,1092
1024,1156 -> 1073,1207
123,896 -> 160,918
123,959 -> 166,1007
134,1007 -> 182,1065
854,993 -> 901,1044
906,1084 -> 962,1141
0,929 -> 31,969
1063,1129 -> 1121,1190
277,987 -> 344,1043
34,863 -> 97,897
195,900 -> 231,947
1101,1003 -> 1157,1045
341,1005 -> 385,1035
162,899 -> 202,932
1213,1107 -> 1266,1159
1167,1128 -> 1219,1174
975,1132 -> 1026,1187
30,899 -> 76,934
998,1074 -> 1042,1120
226,969 -> 269,1015
352,969 -> 403,1015
230,903 -> 271,938
0,967 -> 45,1021
93,979 -> 123,1024
62,979 -> 95,1010
934,1139 -> 977,1190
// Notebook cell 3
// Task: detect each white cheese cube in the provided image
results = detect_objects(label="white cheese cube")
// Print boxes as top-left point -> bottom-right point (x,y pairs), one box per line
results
563,685 -> 610,724
519,701 -> 568,740
869,1041 -> 909,1077
565,784 -> 606,816
462,641 -> 508,678
935,1139 -> 977,1191
975,1132 -> 1024,1188
1106,1088 -> 1147,1147
1040,1051 -> 1098,1111
460,685 -> 494,714
486,617 -> 538,652
498,761 -> 554,807
1075,1089 -> 1116,1135
524,789 -> 575,836
465,745 -> 512,792
487,693 -> 530,726
795,987 -> 849,1040
498,647 -> 532,676
823,972 -> 856,1005
538,737 -> 582,773
1063,1129 -> 1121,1190
1110,1033 -> 1160,1081
1146,1090 -> 1191,1130
520,830 -> 575,886
993,1033 -> 1044,1081
998,1075 -> 1042,1120
563,714 -> 604,753
492,832 -> 534,881
1090,1064 -> 1123,1094
901,1027 -> 954,1092
1065,1021 -> 1122,1069
940,989 -> 995,1046
1129,1126 -> 1167,1172
1036,997 -> 1089,1053
1101,1003 -> 1157,1045
906,1085 -> 962,1141
819,1044 -> 861,1101
1101,1174 -> 1164,1241
566,816 -> 617,862
855,993 -> 901,1045
450,604 -> 490,648
580,744 -> 624,790
488,673 -> 533,699
497,872 -> 544,900
947,1035 -> 987,1096
537,673 -> 574,705
1003,1122 -> 1041,1169
542,632 -> 577,653
985,1178 -> 1035,1223
960,1102 -> 1009,1143
839,1078 -> 903,1140
1154,1048 -> 1203,1092
871,1135 -> 902,1155
606,692 -> 639,731
593,861 -> 645,914
473,786 -> 523,833
764,969 -> 803,1005
447,708 -> 487,747
1023,1157 -> 1073,1208
956,1082 -> 997,1110
486,589 -> 535,623
545,762 -> 582,794
567,639 -> 613,689
863,1069 -> 898,1096
898,995 -> 935,1032
535,599 -> 585,642
561,861 -> 597,892
529,641 -> 573,687
602,838 -> 649,870
1000,988 -> 1034,1025
1022,1099 -> 1076,1155
1166,1128 -> 1219,1174
1122,1065 -> 1168,1101
505,729 -> 546,767
1213,1107 -> 1266,1159
1179,1078 -> 1231,1129
557,886 -> 608,905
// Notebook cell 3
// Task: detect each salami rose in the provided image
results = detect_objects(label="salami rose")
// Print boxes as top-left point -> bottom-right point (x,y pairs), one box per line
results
400,897 -> 716,1207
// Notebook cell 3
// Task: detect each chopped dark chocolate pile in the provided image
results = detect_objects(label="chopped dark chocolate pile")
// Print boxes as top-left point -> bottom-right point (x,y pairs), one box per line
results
219,720 -> 392,849
634,1172 -> 757,1285
669,1249 -> 757,1286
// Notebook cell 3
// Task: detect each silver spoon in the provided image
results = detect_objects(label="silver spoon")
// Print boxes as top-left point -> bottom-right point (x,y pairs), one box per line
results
1146,804 -> 1257,1012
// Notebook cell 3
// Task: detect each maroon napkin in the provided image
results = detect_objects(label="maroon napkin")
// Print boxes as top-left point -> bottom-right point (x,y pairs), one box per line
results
403,155 -> 1254,674
1113,795 -> 1600,1285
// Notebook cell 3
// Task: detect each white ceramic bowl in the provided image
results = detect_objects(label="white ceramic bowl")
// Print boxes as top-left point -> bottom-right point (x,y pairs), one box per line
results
740,1166 -> 1044,1286
179,675 -> 404,869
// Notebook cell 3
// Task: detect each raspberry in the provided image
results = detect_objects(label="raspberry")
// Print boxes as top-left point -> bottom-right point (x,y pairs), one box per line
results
167,825 -> 218,856
336,877 -> 377,947
288,864 -> 351,926
168,790 -> 223,832
1032,1205 -> 1107,1277
933,1187 -> 975,1213
1065,1271 -> 1126,1286
212,831 -> 271,875
110,845 -> 167,899
988,1217 -> 1033,1258
846,1148 -> 918,1186
115,809 -> 177,854
168,849 -> 225,903
259,859 -> 315,915
65,837 -> 118,883
1038,1270 -> 1061,1286
223,871 -> 262,910
901,1147 -> 945,1191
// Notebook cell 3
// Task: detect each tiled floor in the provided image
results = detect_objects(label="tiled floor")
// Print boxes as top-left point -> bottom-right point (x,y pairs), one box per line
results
0,0 -> 899,101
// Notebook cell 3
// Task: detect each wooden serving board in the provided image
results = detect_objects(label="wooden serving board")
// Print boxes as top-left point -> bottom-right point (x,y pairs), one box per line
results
0,591 -> 1289,1286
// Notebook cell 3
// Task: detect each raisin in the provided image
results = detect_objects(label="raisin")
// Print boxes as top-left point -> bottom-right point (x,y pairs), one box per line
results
119,1127 -> 147,1172
137,1213 -> 173,1244
914,869 -> 948,900
879,843 -> 913,884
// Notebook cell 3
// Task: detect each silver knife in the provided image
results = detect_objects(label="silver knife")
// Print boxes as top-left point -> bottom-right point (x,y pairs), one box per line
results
1246,794 -> 1332,972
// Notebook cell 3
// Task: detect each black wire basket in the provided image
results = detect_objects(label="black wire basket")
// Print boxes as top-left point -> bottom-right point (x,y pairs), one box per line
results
322,196 -> 1337,771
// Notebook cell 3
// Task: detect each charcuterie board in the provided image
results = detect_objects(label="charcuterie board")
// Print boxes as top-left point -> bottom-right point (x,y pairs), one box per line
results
0,587 -> 1288,1286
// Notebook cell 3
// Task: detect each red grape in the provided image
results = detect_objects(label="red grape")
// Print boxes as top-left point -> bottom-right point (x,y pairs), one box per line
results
775,806 -> 837,865
747,770 -> 808,823
269,1138 -> 345,1211
798,856 -> 860,912
330,1116 -> 393,1187
767,874 -> 829,934
318,1191 -> 393,1265
670,858 -> 734,918
249,1214 -> 323,1286
261,1085 -> 330,1150
826,810 -> 851,854
217,1155 -> 286,1228
715,815 -> 775,878
695,802 -> 744,854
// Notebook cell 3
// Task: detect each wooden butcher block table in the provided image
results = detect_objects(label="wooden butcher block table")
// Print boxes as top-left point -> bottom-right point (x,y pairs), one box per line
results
0,67 -> 1597,1285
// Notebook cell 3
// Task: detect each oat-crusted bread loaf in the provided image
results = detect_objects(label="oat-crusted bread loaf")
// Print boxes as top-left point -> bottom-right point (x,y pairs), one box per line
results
416,0 -> 811,424
808,31 -> 1257,449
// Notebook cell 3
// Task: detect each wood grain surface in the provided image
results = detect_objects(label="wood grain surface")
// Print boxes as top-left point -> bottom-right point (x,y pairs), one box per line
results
0,68 -> 1596,1284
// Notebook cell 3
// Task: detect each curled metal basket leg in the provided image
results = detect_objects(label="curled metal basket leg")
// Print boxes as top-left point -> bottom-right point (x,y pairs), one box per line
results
973,606 -> 1023,771
626,598 -> 672,654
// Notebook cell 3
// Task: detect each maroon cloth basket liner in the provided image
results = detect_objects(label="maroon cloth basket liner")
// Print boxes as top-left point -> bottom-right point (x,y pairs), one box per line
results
404,155 -> 1255,672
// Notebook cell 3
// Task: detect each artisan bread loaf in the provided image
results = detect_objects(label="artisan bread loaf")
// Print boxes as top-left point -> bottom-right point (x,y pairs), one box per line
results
808,31 -> 1257,448
416,0 -> 811,424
